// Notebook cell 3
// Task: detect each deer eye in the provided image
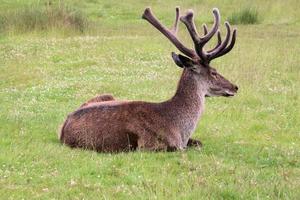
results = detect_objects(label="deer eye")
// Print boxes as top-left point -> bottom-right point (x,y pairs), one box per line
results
211,71 -> 217,76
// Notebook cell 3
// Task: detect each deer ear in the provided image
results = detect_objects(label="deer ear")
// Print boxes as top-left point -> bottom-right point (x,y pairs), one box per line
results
171,52 -> 193,68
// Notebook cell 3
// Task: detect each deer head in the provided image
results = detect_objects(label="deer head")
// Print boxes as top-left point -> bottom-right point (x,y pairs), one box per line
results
142,7 -> 238,97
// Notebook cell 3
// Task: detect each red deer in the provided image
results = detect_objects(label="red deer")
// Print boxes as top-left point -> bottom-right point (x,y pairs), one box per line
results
59,7 -> 238,152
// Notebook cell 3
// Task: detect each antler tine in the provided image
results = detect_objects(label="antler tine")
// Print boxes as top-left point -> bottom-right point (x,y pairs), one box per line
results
170,7 -> 180,34
212,29 -> 237,59
203,24 -> 208,35
142,7 -> 198,59
207,31 -> 221,53
200,8 -> 220,44
207,22 -> 231,59
180,9 -> 201,44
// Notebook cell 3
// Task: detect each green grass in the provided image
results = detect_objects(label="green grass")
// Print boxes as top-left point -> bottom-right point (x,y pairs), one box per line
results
227,7 -> 259,25
0,1 -> 88,34
1,0 -> 300,199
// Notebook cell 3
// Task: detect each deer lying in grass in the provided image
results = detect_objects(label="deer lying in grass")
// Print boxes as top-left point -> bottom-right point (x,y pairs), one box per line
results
59,7 -> 238,152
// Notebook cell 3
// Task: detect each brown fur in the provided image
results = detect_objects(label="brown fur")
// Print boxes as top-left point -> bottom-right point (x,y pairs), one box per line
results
79,94 -> 115,108
60,70 -> 200,152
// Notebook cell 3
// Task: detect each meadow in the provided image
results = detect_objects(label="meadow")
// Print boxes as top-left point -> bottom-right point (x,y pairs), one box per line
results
0,0 -> 299,199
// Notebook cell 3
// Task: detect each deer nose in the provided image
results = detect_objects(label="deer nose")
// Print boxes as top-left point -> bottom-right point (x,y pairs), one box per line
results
234,85 -> 239,91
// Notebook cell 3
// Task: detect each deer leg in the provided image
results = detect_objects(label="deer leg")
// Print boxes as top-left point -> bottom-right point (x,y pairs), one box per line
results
165,132 -> 183,151
187,138 -> 202,148
137,131 -> 183,152
80,94 -> 115,108
137,134 -> 167,151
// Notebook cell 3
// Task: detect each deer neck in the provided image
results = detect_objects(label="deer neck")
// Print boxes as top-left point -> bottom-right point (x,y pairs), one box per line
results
162,69 -> 206,146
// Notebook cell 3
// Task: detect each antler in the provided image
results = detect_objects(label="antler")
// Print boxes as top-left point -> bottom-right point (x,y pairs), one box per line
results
142,7 -> 199,59
142,7 -> 237,64
180,8 -> 237,63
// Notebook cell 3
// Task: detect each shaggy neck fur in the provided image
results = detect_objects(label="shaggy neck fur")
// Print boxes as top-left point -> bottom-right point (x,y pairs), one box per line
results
162,68 -> 206,146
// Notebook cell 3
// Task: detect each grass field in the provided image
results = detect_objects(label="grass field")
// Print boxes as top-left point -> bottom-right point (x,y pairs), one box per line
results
0,0 -> 300,199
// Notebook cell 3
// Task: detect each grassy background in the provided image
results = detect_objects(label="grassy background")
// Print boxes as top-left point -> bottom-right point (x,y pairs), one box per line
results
1,0 -> 300,199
